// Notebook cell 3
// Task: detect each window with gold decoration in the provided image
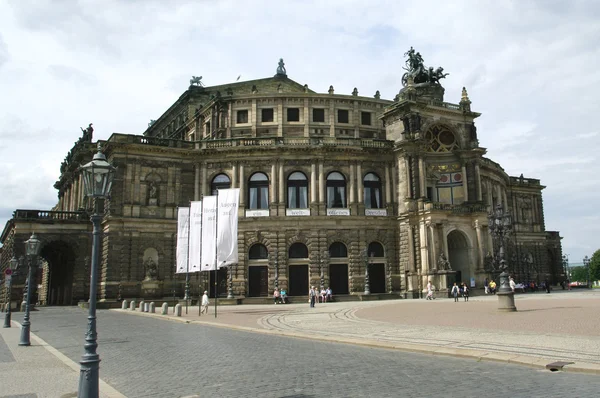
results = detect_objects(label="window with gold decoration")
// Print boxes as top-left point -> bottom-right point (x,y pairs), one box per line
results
425,125 -> 458,152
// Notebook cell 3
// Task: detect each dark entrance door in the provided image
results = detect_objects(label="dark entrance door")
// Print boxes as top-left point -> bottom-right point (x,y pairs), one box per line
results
248,266 -> 269,297
369,263 -> 386,294
329,264 -> 349,294
455,270 -> 462,285
288,265 -> 308,296
209,268 -> 228,298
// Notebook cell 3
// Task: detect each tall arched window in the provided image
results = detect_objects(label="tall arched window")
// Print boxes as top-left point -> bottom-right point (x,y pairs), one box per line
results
364,172 -> 383,209
288,243 -> 308,259
368,242 -> 385,257
249,244 -> 268,260
211,173 -> 231,195
248,172 -> 269,209
287,171 -> 308,209
326,172 -> 346,208
329,242 -> 348,258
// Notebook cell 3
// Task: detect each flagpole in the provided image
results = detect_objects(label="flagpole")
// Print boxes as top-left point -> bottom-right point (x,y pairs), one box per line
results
214,190 -> 219,318
185,200 -> 191,315
199,195 -> 204,316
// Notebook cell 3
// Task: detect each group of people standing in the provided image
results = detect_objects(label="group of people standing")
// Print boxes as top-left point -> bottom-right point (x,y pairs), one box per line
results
450,282 -> 470,302
309,286 -> 333,307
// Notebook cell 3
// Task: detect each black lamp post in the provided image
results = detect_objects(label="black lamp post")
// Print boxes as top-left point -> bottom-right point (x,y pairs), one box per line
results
583,255 -> 591,288
3,256 -> 20,328
19,233 -> 42,345
227,263 -> 234,299
78,144 -> 116,398
561,255 -> 569,282
487,204 -> 516,312
363,249 -> 371,295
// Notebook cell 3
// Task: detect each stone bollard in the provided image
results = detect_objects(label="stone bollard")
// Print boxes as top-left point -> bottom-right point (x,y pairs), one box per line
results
149,302 -> 155,313
139,300 -> 145,312
161,302 -> 168,315
144,302 -> 149,312
130,300 -> 136,311
121,300 -> 129,310
174,303 -> 182,317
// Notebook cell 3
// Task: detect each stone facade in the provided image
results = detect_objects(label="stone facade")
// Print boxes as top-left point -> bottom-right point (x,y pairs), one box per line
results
0,61 -> 564,305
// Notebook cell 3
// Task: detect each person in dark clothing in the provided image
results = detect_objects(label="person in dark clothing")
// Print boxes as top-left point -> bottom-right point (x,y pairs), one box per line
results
545,279 -> 551,293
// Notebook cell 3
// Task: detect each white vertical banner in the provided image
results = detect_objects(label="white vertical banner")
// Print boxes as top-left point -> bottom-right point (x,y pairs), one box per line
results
175,207 -> 190,274
200,196 -> 217,271
217,188 -> 240,267
188,201 -> 202,273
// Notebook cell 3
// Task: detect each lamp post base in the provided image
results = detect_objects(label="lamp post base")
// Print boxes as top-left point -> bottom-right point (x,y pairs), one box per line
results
497,291 -> 517,312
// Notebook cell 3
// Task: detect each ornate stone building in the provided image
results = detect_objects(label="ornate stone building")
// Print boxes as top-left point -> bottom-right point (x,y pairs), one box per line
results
1,53 -> 564,306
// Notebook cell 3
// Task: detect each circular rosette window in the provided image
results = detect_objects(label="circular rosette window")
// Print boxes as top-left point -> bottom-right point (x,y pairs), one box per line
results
426,125 -> 458,152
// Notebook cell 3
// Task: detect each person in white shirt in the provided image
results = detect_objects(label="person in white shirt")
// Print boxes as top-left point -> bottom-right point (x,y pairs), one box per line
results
451,282 -> 459,302
200,291 -> 210,315
509,276 -> 516,292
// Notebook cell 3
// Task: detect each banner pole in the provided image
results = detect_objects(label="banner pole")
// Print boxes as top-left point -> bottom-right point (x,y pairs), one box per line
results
214,190 -> 219,318
185,201 -> 191,315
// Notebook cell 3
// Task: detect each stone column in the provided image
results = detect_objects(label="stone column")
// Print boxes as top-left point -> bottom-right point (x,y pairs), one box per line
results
486,180 -> 493,207
239,163 -> 245,205
251,99 -> 257,137
441,223 -> 449,261
318,161 -> 325,204
277,99 -> 283,137
357,163 -> 363,203
194,163 -> 200,200
474,162 -> 482,201
496,184 -> 503,207
418,157 -> 426,198
271,162 -> 277,204
461,163 -> 469,202
429,223 -> 437,269
201,162 -> 207,197
407,224 -> 416,272
475,220 -> 484,269
385,163 -> 392,205
278,161 -> 284,205
404,158 -> 412,198
349,164 -> 355,205
503,190 -> 508,212
310,162 -> 317,204
420,221 -> 429,274
232,163 -> 238,188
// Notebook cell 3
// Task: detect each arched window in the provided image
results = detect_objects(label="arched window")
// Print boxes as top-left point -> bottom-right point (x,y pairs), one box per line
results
425,125 -> 459,152
249,244 -> 268,259
368,242 -> 385,257
288,243 -> 308,259
329,242 -> 348,258
287,171 -> 308,209
248,172 -> 269,209
211,173 -> 231,195
326,172 -> 346,208
364,173 -> 383,209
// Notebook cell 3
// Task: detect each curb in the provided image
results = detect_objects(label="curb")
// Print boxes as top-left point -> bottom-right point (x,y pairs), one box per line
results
110,309 -> 600,376
13,320 -> 128,398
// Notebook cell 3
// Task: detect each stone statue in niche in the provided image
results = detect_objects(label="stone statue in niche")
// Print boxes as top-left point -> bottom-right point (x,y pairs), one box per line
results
148,181 -> 158,206
144,257 -> 158,281
437,252 -> 451,270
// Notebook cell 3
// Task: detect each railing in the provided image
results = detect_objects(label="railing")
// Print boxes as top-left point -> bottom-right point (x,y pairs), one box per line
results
428,202 -> 488,214
13,210 -> 86,221
429,100 -> 461,110
108,134 -> 196,149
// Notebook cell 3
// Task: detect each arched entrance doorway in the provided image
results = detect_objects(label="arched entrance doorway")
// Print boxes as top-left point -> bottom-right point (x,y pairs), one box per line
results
447,230 -> 470,285
40,241 -> 77,306
247,243 -> 269,297
328,242 -> 349,295
367,242 -> 386,294
288,243 -> 308,296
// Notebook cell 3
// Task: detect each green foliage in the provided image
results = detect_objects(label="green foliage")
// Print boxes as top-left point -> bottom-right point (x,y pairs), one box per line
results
570,266 -> 588,282
590,249 -> 600,281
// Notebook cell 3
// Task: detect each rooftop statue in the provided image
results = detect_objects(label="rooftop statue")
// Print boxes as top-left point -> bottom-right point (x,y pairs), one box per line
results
190,76 -> 204,86
402,47 -> 449,87
80,123 -> 93,141
276,58 -> 287,76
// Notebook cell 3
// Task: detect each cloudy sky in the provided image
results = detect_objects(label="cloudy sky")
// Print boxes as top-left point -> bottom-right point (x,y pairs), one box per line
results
0,0 -> 598,263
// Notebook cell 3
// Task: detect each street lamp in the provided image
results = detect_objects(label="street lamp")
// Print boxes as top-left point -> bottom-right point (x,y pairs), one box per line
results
561,255 -> 569,283
363,249 -> 371,295
487,204 -> 516,312
583,255 -> 591,288
3,256 -> 21,328
19,233 -> 42,345
78,143 -> 116,398
227,263 -> 234,299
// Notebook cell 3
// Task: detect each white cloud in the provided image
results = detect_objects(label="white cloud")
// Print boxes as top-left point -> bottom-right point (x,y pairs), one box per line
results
0,0 -> 599,261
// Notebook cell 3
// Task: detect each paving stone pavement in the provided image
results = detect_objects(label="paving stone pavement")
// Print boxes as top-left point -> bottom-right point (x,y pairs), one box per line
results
5,305 -> 600,398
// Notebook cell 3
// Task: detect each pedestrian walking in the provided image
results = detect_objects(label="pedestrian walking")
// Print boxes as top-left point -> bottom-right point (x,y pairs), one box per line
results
545,279 -> 551,293
484,278 -> 489,294
451,282 -> 459,302
200,291 -> 209,315
462,283 -> 469,302
309,286 -> 317,308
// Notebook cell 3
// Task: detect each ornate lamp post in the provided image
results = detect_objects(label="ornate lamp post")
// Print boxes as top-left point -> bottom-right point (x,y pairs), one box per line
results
561,255 -> 569,283
583,255 -> 591,288
227,263 -> 234,299
3,256 -> 21,328
78,144 -> 116,398
363,249 -> 371,295
487,204 -> 516,312
19,233 -> 42,345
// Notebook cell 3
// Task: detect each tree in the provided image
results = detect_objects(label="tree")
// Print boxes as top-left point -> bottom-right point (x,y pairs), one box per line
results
570,266 -> 588,282
590,249 -> 600,282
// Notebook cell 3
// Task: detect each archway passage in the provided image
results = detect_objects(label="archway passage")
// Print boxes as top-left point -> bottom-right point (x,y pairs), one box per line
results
41,241 -> 77,306
329,264 -> 348,295
208,268 -> 228,298
288,265 -> 308,296
369,263 -> 386,293
447,230 -> 470,285
248,266 -> 268,297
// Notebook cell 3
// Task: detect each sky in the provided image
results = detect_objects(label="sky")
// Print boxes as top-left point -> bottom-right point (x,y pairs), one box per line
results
0,0 -> 598,263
